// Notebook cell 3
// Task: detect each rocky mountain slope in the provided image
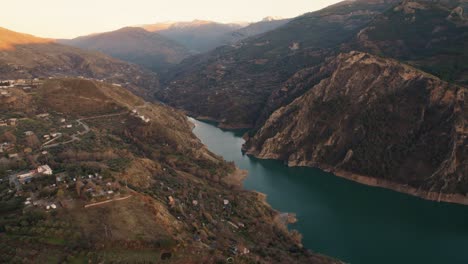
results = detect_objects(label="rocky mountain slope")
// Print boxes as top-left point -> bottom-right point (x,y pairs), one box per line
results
244,51 -> 467,203
60,27 -> 192,72
0,78 -> 338,263
158,0 -> 401,128
160,0 -> 468,129
349,0 -> 468,84
0,27 -> 159,98
141,20 -> 244,53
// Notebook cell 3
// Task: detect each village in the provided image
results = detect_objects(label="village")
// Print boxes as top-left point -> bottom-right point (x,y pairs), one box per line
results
3,132 -> 127,213
0,77 -> 257,261
0,78 -> 44,90
0,78 -> 148,214
0,76 -> 127,95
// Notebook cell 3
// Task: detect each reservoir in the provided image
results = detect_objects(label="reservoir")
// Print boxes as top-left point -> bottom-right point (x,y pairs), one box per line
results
190,118 -> 468,264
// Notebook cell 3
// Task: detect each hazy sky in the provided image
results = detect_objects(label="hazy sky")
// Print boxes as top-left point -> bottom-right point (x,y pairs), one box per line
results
0,0 -> 342,39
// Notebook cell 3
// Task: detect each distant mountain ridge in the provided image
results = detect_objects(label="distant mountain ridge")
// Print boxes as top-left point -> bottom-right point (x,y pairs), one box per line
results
0,27 -> 159,98
158,0 -> 401,127
140,20 -> 245,52
0,27 -> 52,50
224,17 -> 292,44
139,18 -> 291,53
59,27 -> 192,73
54,17 -> 293,74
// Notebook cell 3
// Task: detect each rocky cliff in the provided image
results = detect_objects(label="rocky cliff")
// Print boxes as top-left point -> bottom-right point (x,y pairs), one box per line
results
245,51 -> 467,202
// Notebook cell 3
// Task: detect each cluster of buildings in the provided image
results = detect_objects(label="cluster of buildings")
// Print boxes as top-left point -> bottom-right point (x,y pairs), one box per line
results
74,173 -> 122,200
0,118 -> 17,127
131,109 -> 151,123
15,165 -> 53,184
0,78 -> 43,89
42,132 -> 62,141
77,76 -> 127,88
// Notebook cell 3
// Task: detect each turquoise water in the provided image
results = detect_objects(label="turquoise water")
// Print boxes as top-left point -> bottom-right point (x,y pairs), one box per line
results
190,118 -> 468,264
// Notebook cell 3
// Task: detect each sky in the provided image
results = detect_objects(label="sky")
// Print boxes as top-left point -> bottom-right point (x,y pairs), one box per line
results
0,0 -> 343,39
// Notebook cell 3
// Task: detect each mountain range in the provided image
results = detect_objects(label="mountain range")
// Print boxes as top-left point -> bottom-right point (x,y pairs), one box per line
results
59,27 -> 192,72
140,20 -> 244,53
140,18 -> 291,53
59,18 -> 291,73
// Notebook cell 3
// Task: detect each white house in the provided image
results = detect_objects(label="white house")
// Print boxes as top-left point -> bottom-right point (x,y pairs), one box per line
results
16,171 -> 36,184
37,165 -> 53,175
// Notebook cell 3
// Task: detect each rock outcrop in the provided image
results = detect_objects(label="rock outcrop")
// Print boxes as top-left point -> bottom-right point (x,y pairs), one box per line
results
245,51 -> 467,202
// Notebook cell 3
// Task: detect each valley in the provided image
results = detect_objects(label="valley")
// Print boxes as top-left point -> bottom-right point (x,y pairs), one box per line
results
0,78 -> 337,263
0,0 -> 467,263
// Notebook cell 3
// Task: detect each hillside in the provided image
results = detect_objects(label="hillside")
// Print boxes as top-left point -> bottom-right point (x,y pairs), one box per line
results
0,27 -> 159,98
141,20 -> 244,52
0,27 -> 52,50
349,0 -> 468,84
60,27 -> 192,72
159,0 -> 401,128
244,51 -> 467,203
0,78 -> 338,263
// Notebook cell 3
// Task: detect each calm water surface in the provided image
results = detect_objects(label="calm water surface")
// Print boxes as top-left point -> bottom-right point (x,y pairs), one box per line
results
190,118 -> 468,264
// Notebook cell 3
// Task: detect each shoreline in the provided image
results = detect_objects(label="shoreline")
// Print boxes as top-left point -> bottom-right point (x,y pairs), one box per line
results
321,166 -> 468,206
189,117 -> 303,244
247,150 -> 468,206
